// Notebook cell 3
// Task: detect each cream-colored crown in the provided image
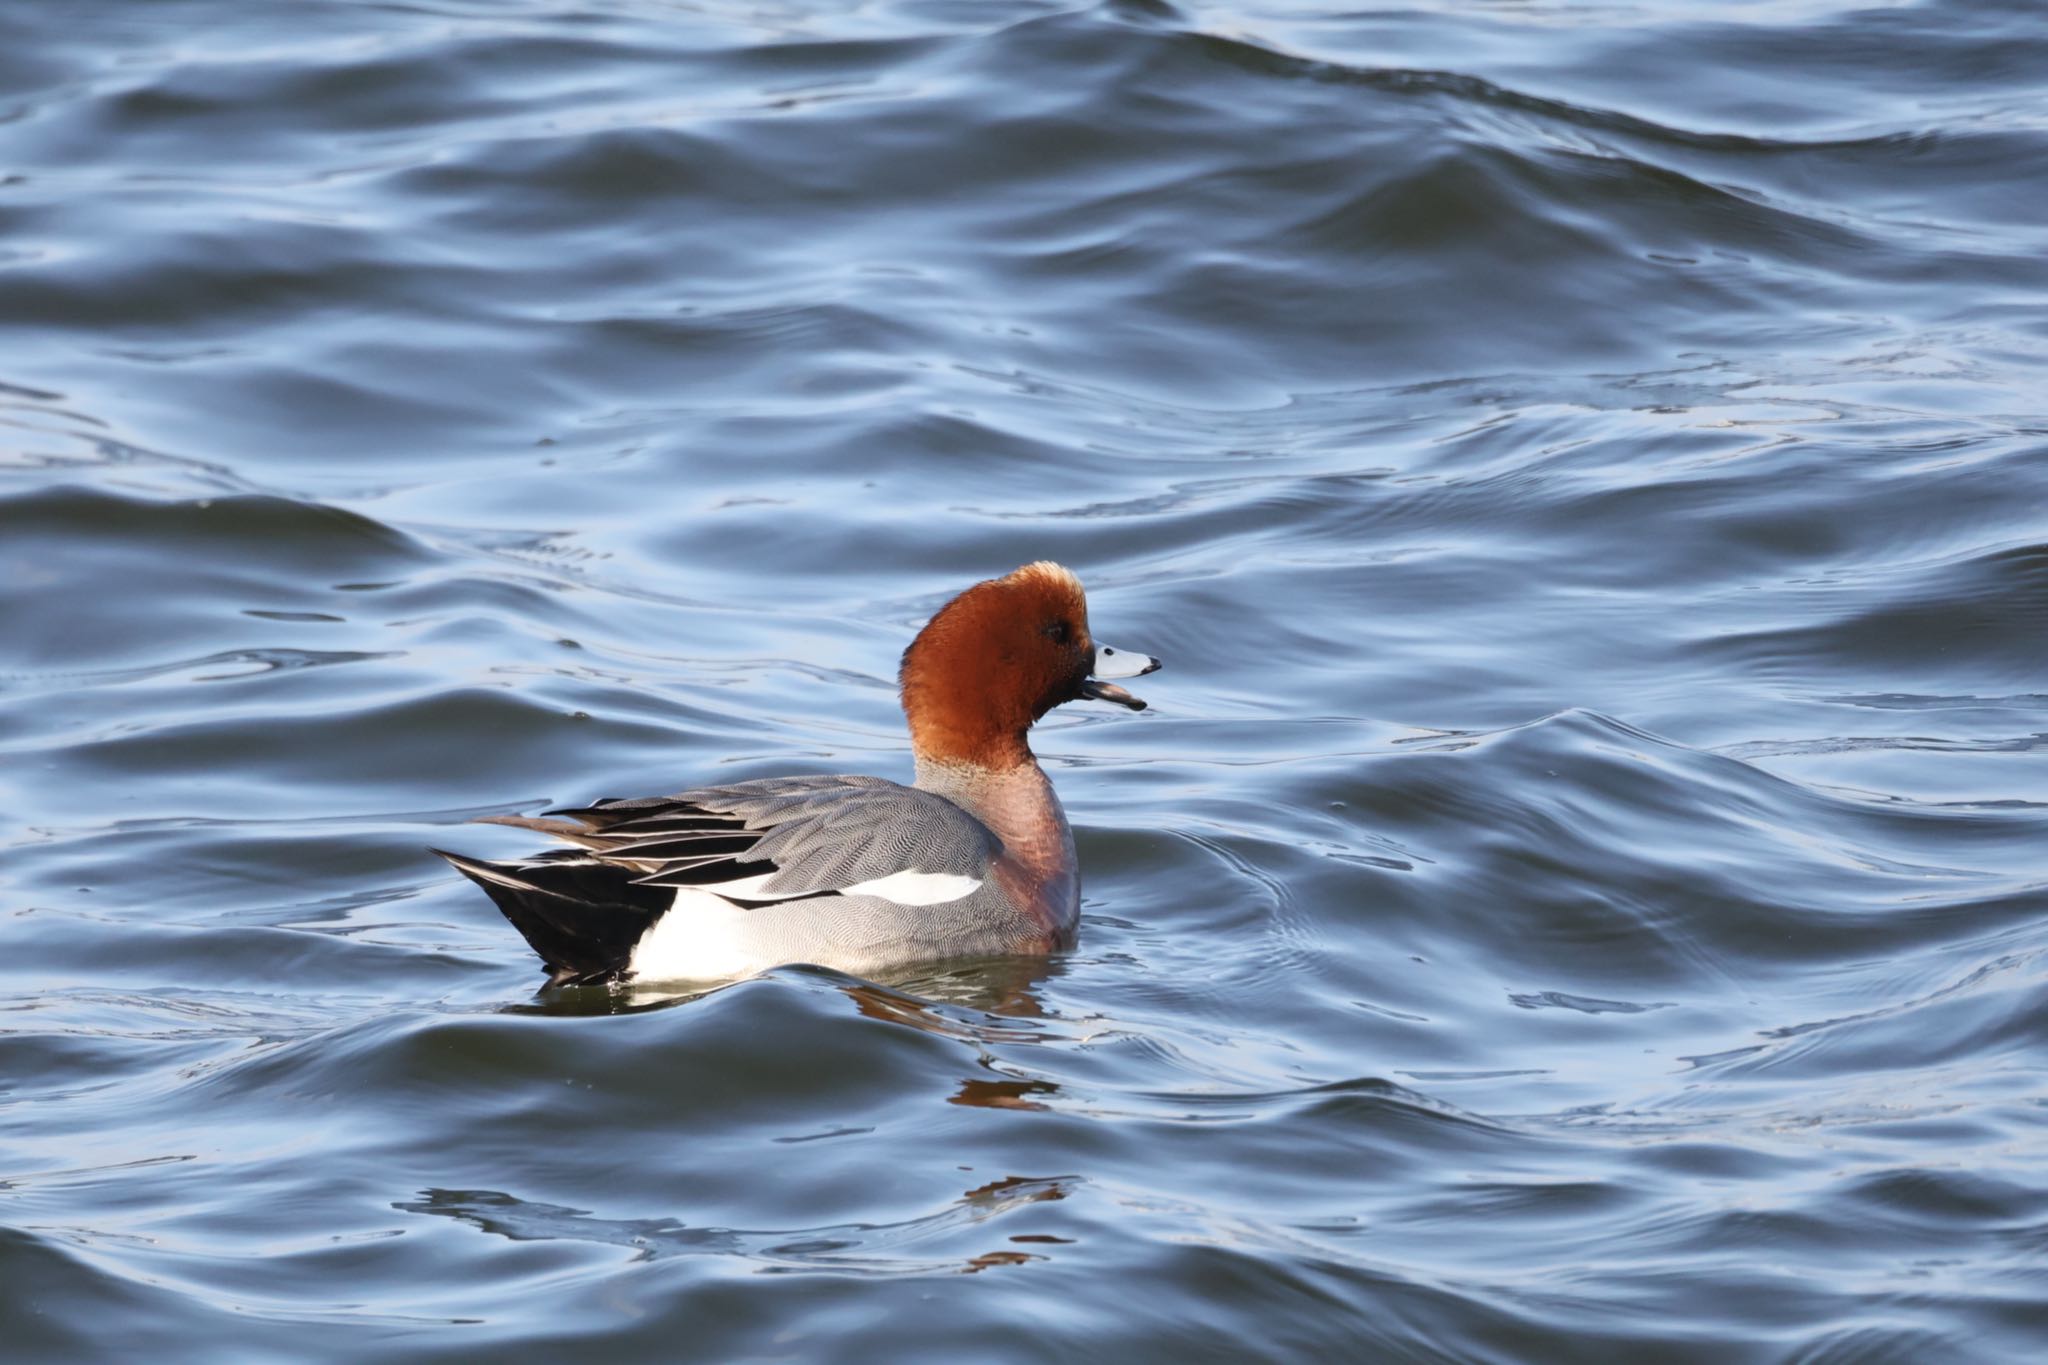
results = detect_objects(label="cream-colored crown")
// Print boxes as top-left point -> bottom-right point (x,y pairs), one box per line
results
1006,560 -> 1083,595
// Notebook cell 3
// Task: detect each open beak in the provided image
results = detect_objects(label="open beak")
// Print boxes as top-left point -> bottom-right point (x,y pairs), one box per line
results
1081,640 -> 1161,710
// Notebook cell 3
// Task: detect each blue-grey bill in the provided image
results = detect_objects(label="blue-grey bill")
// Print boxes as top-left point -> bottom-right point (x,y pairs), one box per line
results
1084,641 -> 1161,709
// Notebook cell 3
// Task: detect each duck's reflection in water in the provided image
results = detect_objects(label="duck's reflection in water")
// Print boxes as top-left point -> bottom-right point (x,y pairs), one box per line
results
503,952 -> 1061,1028
500,953 -> 1072,1111
396,1172 -> 1076,1276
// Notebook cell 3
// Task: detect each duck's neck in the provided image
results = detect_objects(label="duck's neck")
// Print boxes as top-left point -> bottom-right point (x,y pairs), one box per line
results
914,752 -> 1079,944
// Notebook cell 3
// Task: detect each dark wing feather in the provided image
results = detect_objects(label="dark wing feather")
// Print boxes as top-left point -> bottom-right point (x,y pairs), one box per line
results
433,848 -> 668,986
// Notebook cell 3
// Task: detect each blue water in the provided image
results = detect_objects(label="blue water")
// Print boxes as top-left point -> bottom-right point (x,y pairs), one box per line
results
4,1 -> 2047,1359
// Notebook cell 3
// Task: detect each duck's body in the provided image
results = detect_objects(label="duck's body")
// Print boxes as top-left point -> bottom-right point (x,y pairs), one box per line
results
435,562 -> 1158,986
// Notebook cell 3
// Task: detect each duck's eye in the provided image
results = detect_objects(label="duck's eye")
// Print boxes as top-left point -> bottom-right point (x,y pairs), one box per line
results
1043,620 -> 1071,645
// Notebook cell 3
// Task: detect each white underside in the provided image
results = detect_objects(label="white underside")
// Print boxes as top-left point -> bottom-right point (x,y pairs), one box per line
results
626,870 -> 982,983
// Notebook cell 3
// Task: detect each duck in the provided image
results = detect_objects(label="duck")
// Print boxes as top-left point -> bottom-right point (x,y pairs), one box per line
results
434,562 -> 1160,986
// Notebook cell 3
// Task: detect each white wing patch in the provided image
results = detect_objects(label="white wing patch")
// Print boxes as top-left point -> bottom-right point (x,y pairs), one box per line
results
838,869 -> 982,906
689,868 -> 981,906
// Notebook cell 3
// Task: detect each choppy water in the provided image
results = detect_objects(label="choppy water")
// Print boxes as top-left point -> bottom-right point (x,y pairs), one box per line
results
5,0 -> 2048,1358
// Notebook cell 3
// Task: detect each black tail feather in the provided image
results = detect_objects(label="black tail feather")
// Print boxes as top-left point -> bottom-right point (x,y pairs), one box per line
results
433,849 -> 667,987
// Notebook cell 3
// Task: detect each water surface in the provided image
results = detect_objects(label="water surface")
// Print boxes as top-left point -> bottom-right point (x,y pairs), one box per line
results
4,0 -> 2047,1359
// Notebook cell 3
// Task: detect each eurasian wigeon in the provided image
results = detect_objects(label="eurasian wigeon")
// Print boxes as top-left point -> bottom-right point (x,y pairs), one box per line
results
435,562 -> 1160,985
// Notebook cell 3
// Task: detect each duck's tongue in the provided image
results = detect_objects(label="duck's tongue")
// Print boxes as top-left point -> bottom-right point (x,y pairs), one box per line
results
1083,641 -> 1161,710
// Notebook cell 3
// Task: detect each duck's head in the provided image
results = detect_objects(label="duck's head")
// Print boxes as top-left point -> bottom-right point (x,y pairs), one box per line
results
899,561 -> 1161,768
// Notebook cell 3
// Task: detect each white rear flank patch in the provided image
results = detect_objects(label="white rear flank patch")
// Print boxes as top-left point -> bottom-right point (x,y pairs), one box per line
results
630,888 -> 765,981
